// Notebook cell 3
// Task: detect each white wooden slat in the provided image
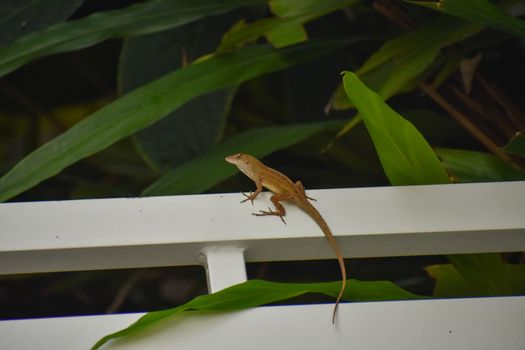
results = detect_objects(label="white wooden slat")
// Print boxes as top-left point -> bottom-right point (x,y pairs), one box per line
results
0,297 -> 523,350
1,181 -> 524,274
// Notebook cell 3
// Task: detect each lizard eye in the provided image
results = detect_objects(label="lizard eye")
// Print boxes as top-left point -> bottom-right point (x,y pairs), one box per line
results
235,153 -> 242,159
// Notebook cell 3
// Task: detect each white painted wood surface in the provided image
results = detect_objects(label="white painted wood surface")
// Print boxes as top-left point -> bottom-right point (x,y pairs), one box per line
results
1,297 -> 524,350
0,182 -> 524,349
1,181 -> 524,274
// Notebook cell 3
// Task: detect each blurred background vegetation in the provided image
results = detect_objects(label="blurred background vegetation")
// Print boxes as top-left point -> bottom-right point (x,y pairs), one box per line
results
0,0 -> 524,320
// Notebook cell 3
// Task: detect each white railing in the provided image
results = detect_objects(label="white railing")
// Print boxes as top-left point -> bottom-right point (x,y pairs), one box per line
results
1,181 -> 525,349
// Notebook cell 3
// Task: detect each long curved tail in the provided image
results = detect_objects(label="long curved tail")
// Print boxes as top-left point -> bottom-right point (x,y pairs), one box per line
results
303,200 -> 346,324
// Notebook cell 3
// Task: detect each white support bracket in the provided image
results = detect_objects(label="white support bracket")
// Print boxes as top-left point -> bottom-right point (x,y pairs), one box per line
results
200,246 -> 247,293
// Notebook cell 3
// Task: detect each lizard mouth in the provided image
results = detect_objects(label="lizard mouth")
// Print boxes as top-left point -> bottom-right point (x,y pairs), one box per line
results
225,153 -> 242,164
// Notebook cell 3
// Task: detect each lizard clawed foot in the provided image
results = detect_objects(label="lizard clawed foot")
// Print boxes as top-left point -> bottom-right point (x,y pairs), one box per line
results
252,208 -> 287,225
240,192 -> 256,205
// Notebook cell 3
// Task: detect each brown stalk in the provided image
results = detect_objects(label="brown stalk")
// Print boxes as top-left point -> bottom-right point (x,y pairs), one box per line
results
419,82 -> 514,163
374,0 -> 416,31
448,85 -> 516,141
476,74 -> 525,131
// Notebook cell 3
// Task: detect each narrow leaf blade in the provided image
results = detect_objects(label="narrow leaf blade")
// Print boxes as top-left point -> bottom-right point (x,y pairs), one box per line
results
437,148 -> 525,182
0,0 -> 265,77
330,16 -> 480,110
92,279 -> 421,349
0,0 -> 83,47
408,0 -> 525,38
142,120 -> 345,196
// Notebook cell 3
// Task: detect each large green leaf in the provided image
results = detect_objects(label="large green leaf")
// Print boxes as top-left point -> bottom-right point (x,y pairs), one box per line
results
92,279 -> 422,349
447,254 -> 514,296
426,264 -> 473,297
0,40 -> 346,202
119,9 -> 257,171
437,148 -> 525,182
342,71 -> 450,185
408,0 -> 525,38
142,120 -> 345,196
427,260 -> 525,297
0,0 -> 264,77
0,0 -> 83,47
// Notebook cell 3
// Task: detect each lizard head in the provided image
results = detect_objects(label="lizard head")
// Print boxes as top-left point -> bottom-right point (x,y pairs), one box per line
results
225,153 -> 262,180
225,153 -> 251,167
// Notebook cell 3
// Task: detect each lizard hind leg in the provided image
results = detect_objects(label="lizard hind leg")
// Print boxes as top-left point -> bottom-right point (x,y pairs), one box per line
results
253,207 -> 286,224
252,193 -> 289,224
295,181 -> 316,201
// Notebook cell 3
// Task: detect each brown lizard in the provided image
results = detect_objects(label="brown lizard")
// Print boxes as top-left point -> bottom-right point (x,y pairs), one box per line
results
225,153 -> 346,323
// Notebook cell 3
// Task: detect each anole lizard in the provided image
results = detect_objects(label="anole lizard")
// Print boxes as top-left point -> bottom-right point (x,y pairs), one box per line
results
225,153 -> 346,323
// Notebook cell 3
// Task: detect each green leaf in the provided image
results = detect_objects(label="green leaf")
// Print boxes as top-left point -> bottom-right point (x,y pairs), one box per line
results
0,0 -> 83,47
408,0 -> 525,38
92,279 -> 422,349
135,89 -> 235,172
0,40 -> 347,202
119,9 -> 254,170
265,20 -> 308,48
436,148 -> 525,182
269,0 -> 340,16
401,109 -> 470,146
217,0 -> 357,52
503,131 -> 525,158
426,264 -> 473,297
142,120 -> 345,196
329,16 -> 481,110
0,0 -> 265,77
432,51 -> 464,87
428,261 -> 525,297
447,254 -> 514,296
358,17 -> 480,98
342,71 -> 450,185
265,0 -> 316,47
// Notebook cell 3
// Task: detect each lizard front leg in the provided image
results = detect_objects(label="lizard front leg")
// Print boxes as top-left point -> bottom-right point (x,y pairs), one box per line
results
241,179 -> 263,205
253,193 -> 292,224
